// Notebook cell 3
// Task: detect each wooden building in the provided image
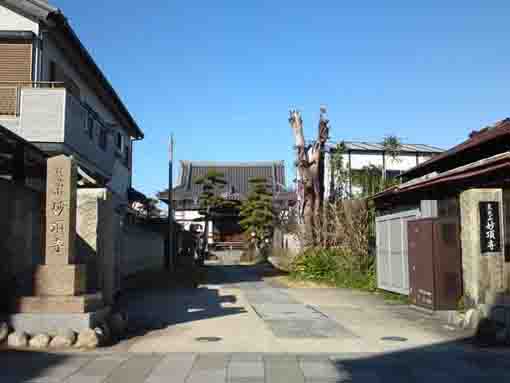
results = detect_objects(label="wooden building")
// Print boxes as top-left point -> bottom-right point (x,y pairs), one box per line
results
373,119 -> 510,316
158,161 -> 289,247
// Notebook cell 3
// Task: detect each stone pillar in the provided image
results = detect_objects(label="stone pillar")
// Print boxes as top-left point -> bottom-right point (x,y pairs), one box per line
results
76,188 -> 122,306
9,155 -> 107,334
460,189 -> 507,306
35,155 -> 85,295
45,155 -> 77,264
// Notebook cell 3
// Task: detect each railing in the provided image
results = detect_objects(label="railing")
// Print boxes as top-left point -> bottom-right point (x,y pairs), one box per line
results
0,81 -> 65,116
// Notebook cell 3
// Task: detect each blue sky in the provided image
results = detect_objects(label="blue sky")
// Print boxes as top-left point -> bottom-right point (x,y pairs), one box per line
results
52,1 -> 510,197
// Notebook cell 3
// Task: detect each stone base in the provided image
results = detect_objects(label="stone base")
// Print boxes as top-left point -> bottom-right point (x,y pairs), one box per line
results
3,306 -> 110,334
34,264 -> 86,296
11,293 -> 104,314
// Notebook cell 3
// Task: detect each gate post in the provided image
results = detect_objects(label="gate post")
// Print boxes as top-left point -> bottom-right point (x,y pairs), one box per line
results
460,189 -> 507,307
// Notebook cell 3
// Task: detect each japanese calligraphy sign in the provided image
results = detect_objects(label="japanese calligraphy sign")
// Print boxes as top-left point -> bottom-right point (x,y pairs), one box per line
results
479,201 -> 501,254
45,155 -> 77,265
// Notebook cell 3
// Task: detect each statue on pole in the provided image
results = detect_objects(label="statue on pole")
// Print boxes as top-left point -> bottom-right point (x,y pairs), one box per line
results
289,107 -> 330,243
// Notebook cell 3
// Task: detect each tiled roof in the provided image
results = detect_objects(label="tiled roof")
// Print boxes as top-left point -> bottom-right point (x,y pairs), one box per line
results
402,118 -> 510,179
159,161 -> 286,208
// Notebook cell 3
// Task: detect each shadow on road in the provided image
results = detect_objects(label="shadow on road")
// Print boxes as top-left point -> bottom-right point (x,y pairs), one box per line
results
0,349 -> 87,381
329,337 -> 510,381
203,262 -> 284,286
117,283 -> 246,340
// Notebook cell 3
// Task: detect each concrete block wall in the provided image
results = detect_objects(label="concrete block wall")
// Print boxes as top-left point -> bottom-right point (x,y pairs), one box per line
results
120,222 -> 165,277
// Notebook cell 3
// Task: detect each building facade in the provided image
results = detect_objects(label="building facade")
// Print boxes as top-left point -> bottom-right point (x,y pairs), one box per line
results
323,141 -> 443,200
0,0 -> 144,200
159,161 -> 287,245
373,119 -> 510,321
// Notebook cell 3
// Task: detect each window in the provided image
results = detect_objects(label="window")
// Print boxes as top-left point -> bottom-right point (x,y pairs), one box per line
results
124,144 -> 130,167
49,61 -> 57,82
87,116 -> 94,140
116,132 -> 123,152
99,127 -> 107,150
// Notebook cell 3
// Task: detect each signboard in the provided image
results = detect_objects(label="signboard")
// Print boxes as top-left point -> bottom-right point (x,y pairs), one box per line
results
479,201 -> 501,254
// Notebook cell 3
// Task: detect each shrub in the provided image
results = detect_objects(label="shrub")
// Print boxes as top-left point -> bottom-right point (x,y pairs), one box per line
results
291,247 -> 376,291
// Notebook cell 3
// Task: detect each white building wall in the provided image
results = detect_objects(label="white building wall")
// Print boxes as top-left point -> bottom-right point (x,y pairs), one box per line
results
175,210 -> 214,244
175,210 -> 204,231
385,154 -> 419,171
0,5 -> 39,34
41,35 -> 131,197
325,150 -> 436,198
418,155 -> 432,164
349,153 -> 384,169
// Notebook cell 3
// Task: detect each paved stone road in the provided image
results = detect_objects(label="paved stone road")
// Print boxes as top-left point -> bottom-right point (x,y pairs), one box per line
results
2,258 -> 502,382
1,349 -> 510,382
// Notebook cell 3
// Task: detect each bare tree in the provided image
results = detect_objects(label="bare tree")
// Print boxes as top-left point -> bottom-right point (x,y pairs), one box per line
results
289,107 -> 329,243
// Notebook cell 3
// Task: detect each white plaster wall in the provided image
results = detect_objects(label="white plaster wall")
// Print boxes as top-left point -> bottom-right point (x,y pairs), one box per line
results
329,152 -> 434,172
385,154 -> 419,171
0,5 -> 39,33
175,210 -> 204,231
175,210 -> 215,243
418,155 -> 432,164
325,151 -> 436,198
349,153 -> 384,169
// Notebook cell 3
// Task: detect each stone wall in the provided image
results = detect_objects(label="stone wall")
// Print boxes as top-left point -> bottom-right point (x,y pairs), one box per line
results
460,189 -> 508,306
0,179 -> 43,296
120,222 -> 165,277
76,188 -> 122,305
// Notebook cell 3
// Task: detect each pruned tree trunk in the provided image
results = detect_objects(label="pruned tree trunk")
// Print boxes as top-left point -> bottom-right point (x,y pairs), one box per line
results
289,107 -> 329,244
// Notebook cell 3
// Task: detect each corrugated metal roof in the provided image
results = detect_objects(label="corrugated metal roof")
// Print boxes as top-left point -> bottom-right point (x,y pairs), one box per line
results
327,141 -> 443,153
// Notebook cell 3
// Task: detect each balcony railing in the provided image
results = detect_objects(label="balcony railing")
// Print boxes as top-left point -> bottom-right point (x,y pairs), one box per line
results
0,81 -> 65,116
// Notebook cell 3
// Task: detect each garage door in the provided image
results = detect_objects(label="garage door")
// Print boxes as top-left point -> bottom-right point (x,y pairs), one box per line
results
376,209 -> 419,295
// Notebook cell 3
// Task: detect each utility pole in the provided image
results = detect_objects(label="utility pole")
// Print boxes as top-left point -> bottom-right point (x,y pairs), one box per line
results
168,134 -> 175,271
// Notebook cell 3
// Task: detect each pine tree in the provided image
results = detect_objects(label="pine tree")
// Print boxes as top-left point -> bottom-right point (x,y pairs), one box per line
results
239,177 -> 275,246
194,170 -> 237,256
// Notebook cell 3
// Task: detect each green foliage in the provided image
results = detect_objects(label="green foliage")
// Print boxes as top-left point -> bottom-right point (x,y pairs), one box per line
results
239,177 -> 275,242
382,135 -> 402,161
194,170 -> 236,218
291,247 -> 377,291
330,141 -> 351,199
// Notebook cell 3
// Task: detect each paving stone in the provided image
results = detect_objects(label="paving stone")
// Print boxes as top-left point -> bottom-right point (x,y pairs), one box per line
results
192,354 -> 230,370
230,353 -> 263,362
66,376 -> 109,383
228,361 -> 264,379
265,359 -> 305,383
300,360 -> 349,380
70,356 -> 127,377
145,353 -> 195,382
266,319 -> 347,338
102,354 -> 164,383
263,354 -> 298,362
0,355 -> 91,382
186,369 -> 227,383
229,379 -> 264,383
